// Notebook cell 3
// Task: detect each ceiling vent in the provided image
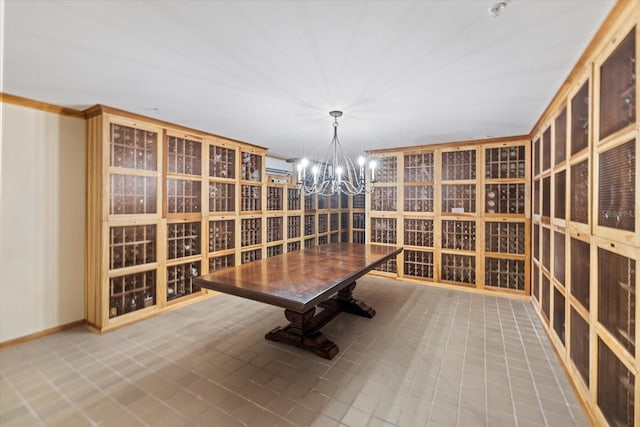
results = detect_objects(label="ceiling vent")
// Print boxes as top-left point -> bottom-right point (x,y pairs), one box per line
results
265,156 -> 293,176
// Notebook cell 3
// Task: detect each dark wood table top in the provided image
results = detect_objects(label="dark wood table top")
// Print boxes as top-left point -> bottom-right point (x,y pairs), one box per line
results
195,243 -> 402,312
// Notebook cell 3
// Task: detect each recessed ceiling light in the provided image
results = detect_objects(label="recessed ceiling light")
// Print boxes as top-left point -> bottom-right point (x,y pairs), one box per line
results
489,1 -> 508,18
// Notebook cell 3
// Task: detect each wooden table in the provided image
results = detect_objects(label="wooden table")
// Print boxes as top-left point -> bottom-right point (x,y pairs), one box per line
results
194,243 -> 402,359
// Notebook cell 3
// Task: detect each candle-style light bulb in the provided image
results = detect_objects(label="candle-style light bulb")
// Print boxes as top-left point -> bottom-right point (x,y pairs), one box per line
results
311,165 -> 319,185
299,158 -> 309,180
369,160 -> 377,182
357,156 -> 365,179
336,166 -> 343,182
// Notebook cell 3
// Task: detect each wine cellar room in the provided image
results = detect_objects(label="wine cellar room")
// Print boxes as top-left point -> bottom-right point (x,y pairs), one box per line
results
0,1 -> 639,426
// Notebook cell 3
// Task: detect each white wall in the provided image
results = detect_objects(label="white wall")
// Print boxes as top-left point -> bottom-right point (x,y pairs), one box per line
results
0,102 -> 86,342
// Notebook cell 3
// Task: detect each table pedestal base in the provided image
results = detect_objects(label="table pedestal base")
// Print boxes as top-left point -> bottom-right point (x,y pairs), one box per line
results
265,282 -> 375,359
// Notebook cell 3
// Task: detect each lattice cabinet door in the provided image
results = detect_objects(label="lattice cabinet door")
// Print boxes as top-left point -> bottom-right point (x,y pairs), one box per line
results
593,22 -> 639,246
165,131 -> 204,219
208,141 -> 237,215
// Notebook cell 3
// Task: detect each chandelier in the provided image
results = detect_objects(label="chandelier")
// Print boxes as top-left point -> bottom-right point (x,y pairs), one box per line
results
296,111 -> 376,196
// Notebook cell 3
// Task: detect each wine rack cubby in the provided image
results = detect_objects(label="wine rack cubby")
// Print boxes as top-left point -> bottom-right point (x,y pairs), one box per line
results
110,175 -> 157,215
404,218 -> 433,247
287,188 -> 300,210
404,185 -> 434,212
167,222 -> 201,259
330,213 -> 339,231
167,179 -> 201,214
267,187 -> 283,211
441,220 -> 476,251
266,217 -> 283,242
318,235 -> 328,245
553,231 -> 565,285
209,145 -> 235,179
241,185 -> 261,212
318,214 -> 328,233
598,248 -> 636,354
371,187 -> 397,211
318,196 -> 328,210
287,241 -> 301,252
541,274 -> 551,322
442,184 -> 476,213
304,238 -> 315,248
267,245 -> 283,257
304,194 -> 315,211
287,216 -> 301,239
353,231 -> 365,244
404,152 -> 434,182
597,339 -> 635,427
374,257 -> 397,274
167,261 -> 200,301
570,237 -> 590,310
571,80 -> 590,156
484,183 -> 525,214
304,214 -> 315,236
241,152 -> 262,182
485,222 -> 525,255
353,193 -> 365,209
570,160 -> 589,224
570,308 -> 590,386
371,218 -> 397,244
109,225 -> 156,269
542,227 -> 551,272
373,156 -> 398,183
442,150 -> 476,180
542,176 -> 551,218
553,288 -> 566,343
209,182 -> 235,213
241,218 -> 261,247
241,249 -> 261,264
109,270 -> 156,318
167,136 -> 201,176
441,254 -> 475,284
485,258 -> 525,291
598,139 -> 635,232
542,126 -> 552,172
209,254 -> 234,272
554,170 -> 566,220
555,109 -> 567,165
209,220 -> 235,252
109,123 -> 157,171
353,213 -> 365,229
485,146 -> 525,179
404,250 -> 434,279
599,27 -> 635,140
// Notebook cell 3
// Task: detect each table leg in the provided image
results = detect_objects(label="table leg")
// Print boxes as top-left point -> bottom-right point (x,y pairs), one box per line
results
265,307 -> 339,359
327,282 -> 376,318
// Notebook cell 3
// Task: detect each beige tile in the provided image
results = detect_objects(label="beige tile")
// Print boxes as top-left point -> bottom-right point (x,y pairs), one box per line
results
287,404 -> 318,426
341,406 -> 371,427
321,398 -> 349,421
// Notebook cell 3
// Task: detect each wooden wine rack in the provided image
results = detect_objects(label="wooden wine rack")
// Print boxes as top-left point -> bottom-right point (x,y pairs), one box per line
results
367,138 -> 529,290
529,4 -> 640,426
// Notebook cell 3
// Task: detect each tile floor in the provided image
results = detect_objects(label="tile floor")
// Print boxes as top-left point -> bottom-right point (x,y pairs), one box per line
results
0,276 -> 588,426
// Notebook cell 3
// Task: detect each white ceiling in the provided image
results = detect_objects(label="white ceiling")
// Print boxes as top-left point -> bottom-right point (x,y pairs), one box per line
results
2,0 -> 615,160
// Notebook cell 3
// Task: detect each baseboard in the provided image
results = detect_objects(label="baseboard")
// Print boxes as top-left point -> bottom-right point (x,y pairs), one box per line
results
0,320 -> 86,349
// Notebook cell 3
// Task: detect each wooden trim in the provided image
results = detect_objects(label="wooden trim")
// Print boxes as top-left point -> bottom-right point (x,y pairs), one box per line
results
0,320 -> 85,349
83,104 -> 267,151
529,0 -> 636,135
368,135 -> 529,154
0,92 -> 85,118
